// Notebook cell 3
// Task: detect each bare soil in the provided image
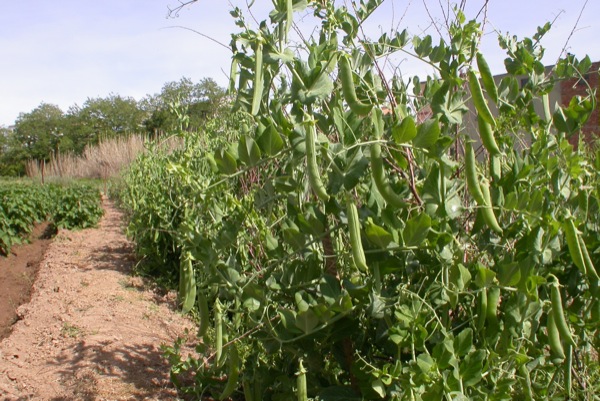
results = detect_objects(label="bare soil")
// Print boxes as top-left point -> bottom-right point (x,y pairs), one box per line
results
0,198 -> 195,401
0,222 -> 54,340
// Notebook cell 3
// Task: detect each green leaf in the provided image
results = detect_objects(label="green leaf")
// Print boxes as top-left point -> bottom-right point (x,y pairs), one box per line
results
553,96 -> 594,134
403,213 -> 431,247
243,297 -> 261,312
414,35 -> 432,57
432,83 -> 468,125
296,71 -> 334,103
367,291 -> 386,319
265,47 -> 295,63
264,231 -> 279,251
433,337 -> 457,370
444,194 -> 463,219
579,55 -> 592,74
319,275 -> 341,305
295,291 -> 310,312
475,264 -> 495,288
238,135 -> 262,166
429,39 -> 447,63
282,220 -> 305,249
454,328 -> 473,357
257,125 -> 284,156
343,148 -> 369,190
295,309 -> 319,333
392,116 -> 417,144
413,118 -> 440,149
278,308 -> 295,328
504,192 -> 518,210
365,219 -> 394,248
460,349 -> 486,387
214,148 -> 237,174
371,378 -> 386,398
497,261 -> 521,287
390,29 -> 409,48
449,263 -> 472,291
416,353 -> 434,374
333,293 -> 353,313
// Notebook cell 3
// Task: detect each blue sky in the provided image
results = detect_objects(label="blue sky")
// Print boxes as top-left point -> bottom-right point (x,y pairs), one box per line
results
1,0 -> 598,126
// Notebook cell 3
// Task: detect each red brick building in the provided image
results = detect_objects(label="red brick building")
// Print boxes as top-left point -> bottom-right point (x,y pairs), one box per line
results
460,61 -> 600,151
561,61 -> 600,147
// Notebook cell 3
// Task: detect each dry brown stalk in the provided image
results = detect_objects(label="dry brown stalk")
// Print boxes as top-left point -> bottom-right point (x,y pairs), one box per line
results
26,134 -> 182,180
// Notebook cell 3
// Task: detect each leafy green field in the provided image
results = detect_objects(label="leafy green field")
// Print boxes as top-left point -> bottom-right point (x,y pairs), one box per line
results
119,2 -> 599,400
0,182 -> 104,255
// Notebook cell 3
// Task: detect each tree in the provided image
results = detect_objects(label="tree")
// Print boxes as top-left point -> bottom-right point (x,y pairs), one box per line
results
0,127 -> 8,156
13,103 -> 65,162
141,77 -> 227,134
0,127 -> 25,176
69,94 -> 146,144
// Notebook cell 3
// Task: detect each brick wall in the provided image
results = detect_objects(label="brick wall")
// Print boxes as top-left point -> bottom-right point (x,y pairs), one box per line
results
560,61 -> 600,147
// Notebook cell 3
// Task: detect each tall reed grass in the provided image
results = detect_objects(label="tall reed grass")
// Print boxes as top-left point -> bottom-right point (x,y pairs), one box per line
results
26,134 -> 181,180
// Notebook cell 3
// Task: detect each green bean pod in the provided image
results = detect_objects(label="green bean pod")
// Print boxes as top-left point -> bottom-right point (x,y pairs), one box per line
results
297,358 -> 307,401
547,312 -> 566,362
214,299 -> 224,366
371,142 -> 407,208
477,113 -> 501,156
578,235 -> 600,281
305,119 -> 329,202
243,379 -> 254,401
578,191 -> 589,222
480,183 -> 503,234
228,57 -> 238,94
465,141 -> 486,205
564,218 -> 586,275
370,109 -> 406,207
338,54 -> 372,115
465,146 -> 504,231
476,52 -> 498,103
476,288 -> 488,332
251,38 -> 264,115
565,344 -> 573,398
486,286 -> 500,331
197,290 -> 210,337
285,0 -> 293,42
179,251 -> 196,313
548,276 -> 576,347
518,363 -> 534,401
542,93 -> 552,123
490,154 -> 502,183
468,70 -> 496,127
219,346 -> 240,400
347,200 -> 368,272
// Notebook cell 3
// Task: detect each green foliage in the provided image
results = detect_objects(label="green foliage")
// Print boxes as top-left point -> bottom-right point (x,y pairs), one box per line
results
51,185 -> 104,229
0,77 -> 227,176
140,77 -> 229,135
123,1 -> 599,399
120,111 -> 249,283
67,94 -> 147,148
0,182 -> 103,255
10,103 -> 65,168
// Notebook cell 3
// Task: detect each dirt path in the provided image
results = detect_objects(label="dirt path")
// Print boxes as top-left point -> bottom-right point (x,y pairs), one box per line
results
0,198 -> 195,401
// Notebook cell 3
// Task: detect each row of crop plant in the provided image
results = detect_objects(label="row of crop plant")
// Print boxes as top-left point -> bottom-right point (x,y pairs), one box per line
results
118,2 -> 600,400
0,182 -> 104,255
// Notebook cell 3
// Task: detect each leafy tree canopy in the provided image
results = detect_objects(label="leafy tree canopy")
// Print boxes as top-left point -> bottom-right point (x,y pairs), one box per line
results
0,76 -> 227,176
